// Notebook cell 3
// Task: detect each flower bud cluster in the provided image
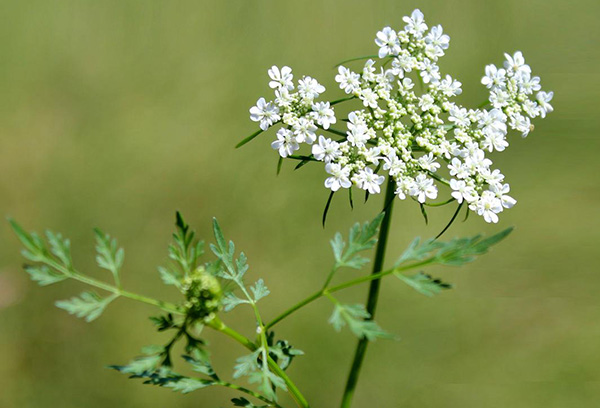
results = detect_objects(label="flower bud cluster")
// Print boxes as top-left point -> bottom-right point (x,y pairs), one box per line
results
183,267 -> 222,321
249,9 -> 553,223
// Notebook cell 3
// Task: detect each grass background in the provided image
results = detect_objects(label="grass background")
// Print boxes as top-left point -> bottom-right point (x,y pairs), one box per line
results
1,1 -> 599,407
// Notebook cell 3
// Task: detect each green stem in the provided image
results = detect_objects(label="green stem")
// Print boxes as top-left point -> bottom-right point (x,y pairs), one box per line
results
48,259 -> 183,314
340,177 -> 395,408
264,259 -> 434,331
208,317 -> 310,408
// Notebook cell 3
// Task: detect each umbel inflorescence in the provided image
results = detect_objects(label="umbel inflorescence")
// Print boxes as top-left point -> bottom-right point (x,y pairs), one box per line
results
249,9 -> 553,223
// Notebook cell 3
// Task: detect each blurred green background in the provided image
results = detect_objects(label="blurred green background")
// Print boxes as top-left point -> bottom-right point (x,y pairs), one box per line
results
1,1 -> 599,407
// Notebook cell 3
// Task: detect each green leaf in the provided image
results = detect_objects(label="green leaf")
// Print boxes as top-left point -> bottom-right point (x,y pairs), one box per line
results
331,213 -> 384,270
396,228 -> 513,267
149,314 -> 176,331
397,272 -> 452,296
222,292 -> 250,312
110,353 -> 162,376
55,291 -> 117,322
395,237 -> 443,265
182,349 -> 219,380
233,349 -> 286,401
164,377 -> 212,393
46,231 -> 73,268
24,265 -> 67,286
158,266 -> 182,289
328,303 -> 392,341
268,338 -> 304,370
250,279 -> 270,302
94,228 -> 124,285
233,351 -> 260,379
419,203 -> 429,225
322,191 -> 335,227
235,128 -> 264,149
8,219 -> 46,262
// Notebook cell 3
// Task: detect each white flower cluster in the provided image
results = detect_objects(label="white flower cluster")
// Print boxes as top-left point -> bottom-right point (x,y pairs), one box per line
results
249,66 -> 335,158
249,9 -> 553,223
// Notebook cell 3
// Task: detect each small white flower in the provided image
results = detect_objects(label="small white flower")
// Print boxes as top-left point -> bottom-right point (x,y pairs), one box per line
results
504,51 -> 531,76
438,75 -> 462,97
335,66 -> 361,94
481,64 -> 506,89
274,88 -> 295,109
418,153 -> 440,172
293,117 -> 317,144
419,94 -> 436,111
362,147 -> 382,165
482,131 -> 508,152
312,136 -> 341,163
354,167 -> 385,194
312,102 -> 336,130
360,88 -> 379,109
489,88 -> 510,108
448,157 -> 469,179
409,173 -> 438,203
472,191 -> 503,223
375,26 -> 401,58
403,9 -> 427,36
268,66 -> 294,90
450,179 -> 477,203
394,177 -> 414,200
383,152 -> 406,177
347,112 -> 371,147
490,183 -> 517,208
449,106 -> 470,128
517,72 -> 541,95
465,149 -> 492,172
536,91 -> 554,118
509,114 -> 532,137
271,128 -> 299,158
298,76 -> 325,100
325,163 -> 352,191
250,97 -> 280,131
419,60 -> 440,84
424,25 -> 449,58
482,168 -> 505,186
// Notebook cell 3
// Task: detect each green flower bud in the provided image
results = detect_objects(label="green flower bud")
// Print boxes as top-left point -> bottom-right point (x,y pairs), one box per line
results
182,267 -> 222,322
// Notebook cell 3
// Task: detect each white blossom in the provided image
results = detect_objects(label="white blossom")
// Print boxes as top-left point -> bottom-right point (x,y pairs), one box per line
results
375,26 -> 400,58
312,136 -> 341,163
472,191 -> 503,223
250,97 -> 280,130
312,102 -> 336,130
409,173 -> 438,203
403,9 -> 427,36
354,167 -> 385,194
268,66 -> 294,91
249,9 -> 552,223
335,66 -> 361,94
298,76 -> 325,100
271,128 -> 299,158
536,91 -> 554,118
324,163 -> 352,191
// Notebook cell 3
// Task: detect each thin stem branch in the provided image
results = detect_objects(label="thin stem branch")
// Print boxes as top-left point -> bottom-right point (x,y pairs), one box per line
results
207,317 -> 310,408
264,259 -> 435,331
47,259 -> 183,314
